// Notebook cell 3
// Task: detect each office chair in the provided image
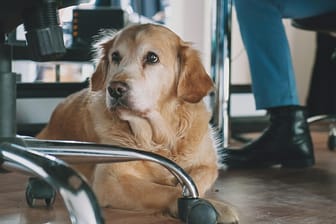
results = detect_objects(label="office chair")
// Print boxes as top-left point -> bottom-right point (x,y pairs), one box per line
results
0,1 -> 219,223
292,11 -> 336,151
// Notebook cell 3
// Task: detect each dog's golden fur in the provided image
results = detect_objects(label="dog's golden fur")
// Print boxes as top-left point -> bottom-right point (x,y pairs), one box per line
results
37,24 -> 238,223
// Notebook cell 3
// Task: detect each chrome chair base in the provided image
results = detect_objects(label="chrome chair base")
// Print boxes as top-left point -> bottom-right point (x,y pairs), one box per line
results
0,139 -> 104,224
1,136 -> 219,224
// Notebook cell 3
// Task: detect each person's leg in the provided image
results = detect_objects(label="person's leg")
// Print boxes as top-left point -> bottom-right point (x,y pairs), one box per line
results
234,0 -> 297,109
222,0 -> 336,168
234,0 -> 336,109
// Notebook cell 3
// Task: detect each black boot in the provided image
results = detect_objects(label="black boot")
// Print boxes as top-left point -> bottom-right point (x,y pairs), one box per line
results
221,106 -> 315,168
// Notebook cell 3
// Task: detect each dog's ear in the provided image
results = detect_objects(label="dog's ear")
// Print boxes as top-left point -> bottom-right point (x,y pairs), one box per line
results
90,59 -> 107,91
177,42 -> 214,103
90,36 -> 115,91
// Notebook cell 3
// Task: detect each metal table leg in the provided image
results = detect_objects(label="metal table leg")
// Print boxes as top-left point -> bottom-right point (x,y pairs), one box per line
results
211,0 -> 233,147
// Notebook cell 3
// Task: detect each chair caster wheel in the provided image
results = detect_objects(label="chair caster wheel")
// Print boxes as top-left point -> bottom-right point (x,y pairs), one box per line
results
178,198 -> 218,224
328,125 -> 336,151
26,177 -> 56,208
328,134 -> 336,151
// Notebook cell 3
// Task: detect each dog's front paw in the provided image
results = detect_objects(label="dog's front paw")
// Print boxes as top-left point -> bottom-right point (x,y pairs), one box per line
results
209,199 -> 239,224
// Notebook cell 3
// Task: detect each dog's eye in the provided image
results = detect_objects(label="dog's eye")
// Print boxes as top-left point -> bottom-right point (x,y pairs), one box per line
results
111,51 -> 121,64
145,52 -> 159,64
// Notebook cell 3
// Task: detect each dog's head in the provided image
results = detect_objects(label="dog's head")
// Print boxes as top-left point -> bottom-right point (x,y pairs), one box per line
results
90,24 -> 213,117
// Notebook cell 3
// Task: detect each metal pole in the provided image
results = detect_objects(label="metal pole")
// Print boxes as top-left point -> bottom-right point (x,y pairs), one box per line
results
211,0 -> 232,147
0,44 -> 16,138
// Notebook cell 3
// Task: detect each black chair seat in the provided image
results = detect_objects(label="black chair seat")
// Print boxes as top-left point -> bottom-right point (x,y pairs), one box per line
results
292,11 -> 336,32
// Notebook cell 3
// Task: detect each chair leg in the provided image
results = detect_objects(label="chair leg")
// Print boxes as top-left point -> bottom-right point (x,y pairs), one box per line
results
23,137 -> 200,198
328,121 -> 336,150
0,142 -> 104,224
331,47 -> 336,62
307,114 -> 336,151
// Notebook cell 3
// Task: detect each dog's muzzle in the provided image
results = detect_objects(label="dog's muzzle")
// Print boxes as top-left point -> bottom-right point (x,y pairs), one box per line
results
106,81 -> 129,108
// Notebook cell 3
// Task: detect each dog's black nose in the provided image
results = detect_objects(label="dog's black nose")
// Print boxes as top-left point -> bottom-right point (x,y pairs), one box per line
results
107,81 -> 129,99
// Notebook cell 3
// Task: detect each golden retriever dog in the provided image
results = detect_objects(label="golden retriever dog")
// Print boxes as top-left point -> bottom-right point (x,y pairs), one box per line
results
37,23 -> 238,223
